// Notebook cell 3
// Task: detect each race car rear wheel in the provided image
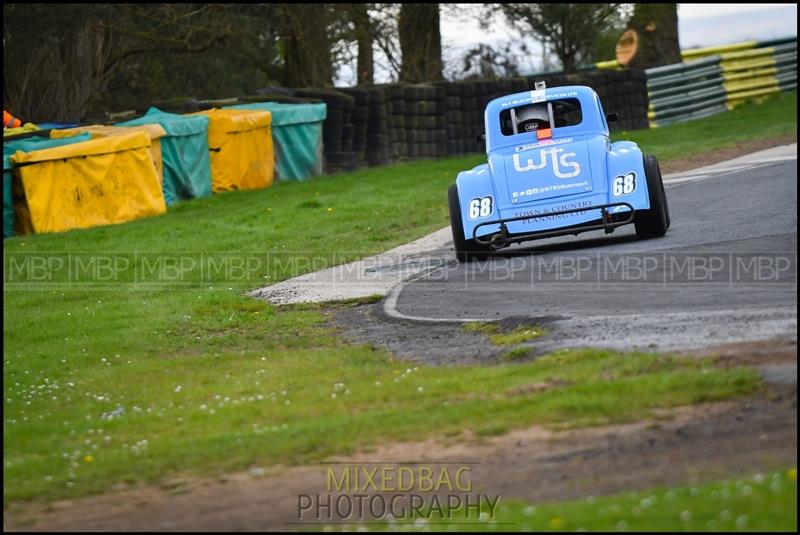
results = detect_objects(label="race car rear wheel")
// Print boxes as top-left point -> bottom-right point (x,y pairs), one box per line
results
634,154 -> 669,239
449,184 -> 490,262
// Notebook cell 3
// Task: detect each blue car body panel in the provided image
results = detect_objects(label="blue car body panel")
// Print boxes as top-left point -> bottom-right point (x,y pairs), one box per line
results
455,86 -> 651,240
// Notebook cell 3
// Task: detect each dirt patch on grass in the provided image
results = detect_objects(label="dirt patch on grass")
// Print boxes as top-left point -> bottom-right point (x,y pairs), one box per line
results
5,385 -> 795,532
660,135 -> 797,174
505,378 -> 573,397
681,337 -> 797,367
328,303 -> 561,366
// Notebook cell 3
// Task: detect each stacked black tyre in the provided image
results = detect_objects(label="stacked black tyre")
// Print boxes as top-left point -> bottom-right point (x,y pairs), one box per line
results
466,80 -> 486,154
431,84 -> 447,157
611,69 -> 649,131
441,82 -> 464,155
449,81 -> 481,154
403,84 -> 443,159
574,70 -> 649,132
365,86 -> 391,167
337,87 -> 371,168
295,88 -> 357,174
386,84 -> 407,160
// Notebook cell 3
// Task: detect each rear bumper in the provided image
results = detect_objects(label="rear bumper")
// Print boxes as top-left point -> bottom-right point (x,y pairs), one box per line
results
472,202 -> 635,248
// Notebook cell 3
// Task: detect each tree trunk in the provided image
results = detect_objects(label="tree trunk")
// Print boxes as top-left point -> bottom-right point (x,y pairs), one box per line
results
351,4 -> 374,85
279,4 -> 333,87
626,3 -> 681,70
398,4 -> 443,83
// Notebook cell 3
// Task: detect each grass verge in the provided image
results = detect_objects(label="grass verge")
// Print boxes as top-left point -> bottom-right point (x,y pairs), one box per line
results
3,328 -> 759,503
351,468 -> 797,532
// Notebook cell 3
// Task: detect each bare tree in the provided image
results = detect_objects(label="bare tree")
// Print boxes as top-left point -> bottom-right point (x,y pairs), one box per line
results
459,43 -> 525,80
276,4 -> 336,87
498,3 -> 623,73
398,4 -> 443,82
4,4 -> 238,121
347,4 -> 374,85
368,4 -> 403,82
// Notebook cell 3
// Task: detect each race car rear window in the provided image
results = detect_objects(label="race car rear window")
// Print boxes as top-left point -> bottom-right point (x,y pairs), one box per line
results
499,98 -> 583,136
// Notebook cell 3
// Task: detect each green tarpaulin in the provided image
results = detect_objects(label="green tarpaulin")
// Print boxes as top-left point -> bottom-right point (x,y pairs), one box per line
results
3,133 -> 92,238
116,107 -> 212,205
226,102 -> 326,181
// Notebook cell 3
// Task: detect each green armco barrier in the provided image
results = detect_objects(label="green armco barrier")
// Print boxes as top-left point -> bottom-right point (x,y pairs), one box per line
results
647,63 -> 724,90
757,36 -> 800,48
3,133 -> 92,238
645,37 -> 797,127
648,94 -> 728,120
649,85 -> 726,110
651,103 -> 729,127
777,71 -> 797,84
225,102 -> 327,181
116,107 -> 212,205
646,55 -> 720,77
649,76 -> 724,100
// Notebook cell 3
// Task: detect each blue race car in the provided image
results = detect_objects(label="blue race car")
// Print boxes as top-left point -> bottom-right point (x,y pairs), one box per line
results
448,82 -> 670,262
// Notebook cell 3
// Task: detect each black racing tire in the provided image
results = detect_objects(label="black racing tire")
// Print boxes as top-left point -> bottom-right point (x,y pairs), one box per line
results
634,154 -> 669,239
449,184 -> 490,262
657,157 -> 671,229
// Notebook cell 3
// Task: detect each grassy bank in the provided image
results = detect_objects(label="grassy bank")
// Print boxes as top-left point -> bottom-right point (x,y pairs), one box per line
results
612,91 -> 797,162
3,92 -> 795,505
357,468 -> 798,532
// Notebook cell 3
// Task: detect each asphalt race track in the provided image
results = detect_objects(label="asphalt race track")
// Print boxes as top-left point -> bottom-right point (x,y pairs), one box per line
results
384,152 -> 797,353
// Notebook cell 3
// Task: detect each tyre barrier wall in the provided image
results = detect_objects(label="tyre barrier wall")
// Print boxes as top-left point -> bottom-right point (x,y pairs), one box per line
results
70,70 -> 648,177
302,69 -> 648,172
646,38 -> 797,127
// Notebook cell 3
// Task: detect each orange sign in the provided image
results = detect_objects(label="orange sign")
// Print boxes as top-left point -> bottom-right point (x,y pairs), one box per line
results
616,28 -> 639,67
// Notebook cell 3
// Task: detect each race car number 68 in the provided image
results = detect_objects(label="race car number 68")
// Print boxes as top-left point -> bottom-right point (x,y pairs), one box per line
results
612,172 -> 636,197
468,196 -> 493,219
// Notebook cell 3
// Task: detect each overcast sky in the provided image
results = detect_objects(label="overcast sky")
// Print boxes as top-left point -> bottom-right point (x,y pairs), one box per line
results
337,3 -> 798,85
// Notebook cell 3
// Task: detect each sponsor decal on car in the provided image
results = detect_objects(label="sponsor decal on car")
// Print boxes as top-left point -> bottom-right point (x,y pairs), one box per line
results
514,138 -> 573,152
500,90 -> 578,108
512,180 -> 592,200
512,147 -> 581,178
514,200 -> 593,224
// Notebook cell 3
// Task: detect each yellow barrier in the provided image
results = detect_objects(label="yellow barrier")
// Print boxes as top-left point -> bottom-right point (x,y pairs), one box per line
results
682,41 -> 757,60
721,57 -> 777,73
190,109 -> 274,193
723,75 -> 779,94
719,47 -> 776,62
51,124 -> 167,187
726,86 -> 781,109
10,131 -> 166,234
595,59 -> 621,70
722,67 -> 778,82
